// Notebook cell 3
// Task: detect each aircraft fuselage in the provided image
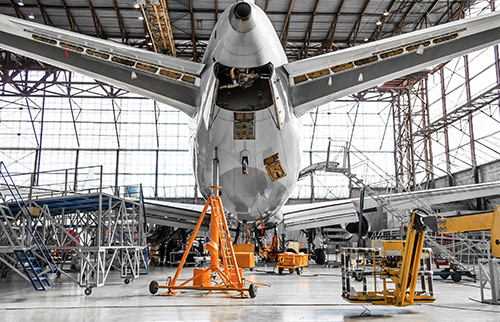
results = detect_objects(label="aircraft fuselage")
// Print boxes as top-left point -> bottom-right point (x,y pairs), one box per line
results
193,1 -> 300,223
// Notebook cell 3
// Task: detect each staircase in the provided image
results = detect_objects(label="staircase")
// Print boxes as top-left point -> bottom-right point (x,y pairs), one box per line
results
0,162 -> 58,290
14,250 -> 51,291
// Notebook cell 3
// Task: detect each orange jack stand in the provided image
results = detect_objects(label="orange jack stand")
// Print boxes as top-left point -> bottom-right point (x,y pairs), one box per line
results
149,187 -> 258,298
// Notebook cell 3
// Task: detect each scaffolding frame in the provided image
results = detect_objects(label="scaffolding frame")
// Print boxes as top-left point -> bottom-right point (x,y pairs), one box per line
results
0,165 -> 149,293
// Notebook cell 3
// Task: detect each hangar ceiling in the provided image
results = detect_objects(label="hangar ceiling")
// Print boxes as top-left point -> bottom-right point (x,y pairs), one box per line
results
0,0 -> 475,61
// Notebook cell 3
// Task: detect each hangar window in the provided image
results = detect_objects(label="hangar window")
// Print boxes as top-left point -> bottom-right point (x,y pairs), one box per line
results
215,63 -> 274,111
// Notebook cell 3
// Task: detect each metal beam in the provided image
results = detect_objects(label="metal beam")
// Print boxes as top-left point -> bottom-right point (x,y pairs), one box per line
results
60,0 -> 81,32
326,0 -> 346,52
347,0 -> 372,46
7,0 -> 24,19
215,0 -> 218,22
302,0 -> 320,59
188,0 -> 197,61
34,0 -> 54,26
112,0 -> 127,43
390,0 -> 416,36
414,83 -> 500,137
371,0 -> 397,41
439,67 -> 453,186
86,0 -> 106,38
280,0 -> 294,50
412,0 -> 439,31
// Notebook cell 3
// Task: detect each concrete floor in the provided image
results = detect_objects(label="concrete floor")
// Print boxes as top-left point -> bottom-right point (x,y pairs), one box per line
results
1,264 -> 500,322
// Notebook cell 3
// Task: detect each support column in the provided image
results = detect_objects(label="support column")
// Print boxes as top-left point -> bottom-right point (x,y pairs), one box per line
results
115,150 -> 120,197
421,78 -> 435,188
155,149 -> 159,198
495,44 -> 500,117
309,151 -> 314,202
464,55 -> 482,210
440,67 -> 453,187
406,88 -> 416,191
492,2 -> 500,111
74,150 -> 80,191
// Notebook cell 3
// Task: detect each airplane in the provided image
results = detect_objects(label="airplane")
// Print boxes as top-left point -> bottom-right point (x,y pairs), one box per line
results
1,1 -> 500,232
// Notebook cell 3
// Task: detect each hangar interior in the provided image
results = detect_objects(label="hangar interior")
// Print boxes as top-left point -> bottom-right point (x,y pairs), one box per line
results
1,0 -> 500,320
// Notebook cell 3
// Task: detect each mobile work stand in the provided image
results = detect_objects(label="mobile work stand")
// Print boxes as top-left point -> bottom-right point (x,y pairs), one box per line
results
149,187 -> 259,298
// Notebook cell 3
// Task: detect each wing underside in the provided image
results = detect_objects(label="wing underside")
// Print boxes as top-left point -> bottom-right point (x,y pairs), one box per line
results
144,200 -> 209,231
0,14 -> 205,116
283,11 -> 500,117
283,181 -> 500,231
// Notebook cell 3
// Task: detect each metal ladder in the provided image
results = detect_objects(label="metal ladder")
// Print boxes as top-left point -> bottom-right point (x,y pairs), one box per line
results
139,0 -> 176,55
14,249 -> 51,291
0,162 -> 58,290
211,196 -> 240,281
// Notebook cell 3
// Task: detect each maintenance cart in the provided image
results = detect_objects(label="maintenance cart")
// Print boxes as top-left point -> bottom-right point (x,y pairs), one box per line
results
276,252 -> 309,275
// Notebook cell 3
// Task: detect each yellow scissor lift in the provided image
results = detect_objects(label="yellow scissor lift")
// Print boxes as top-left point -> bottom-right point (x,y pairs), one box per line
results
149,187 -> 261,298
341,209 -> 435,306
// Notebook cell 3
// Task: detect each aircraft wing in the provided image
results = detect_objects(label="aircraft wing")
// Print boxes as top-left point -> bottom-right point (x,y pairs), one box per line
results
283,181 -> 500,231
283,11 -> 500,117
0,13 -> 204,117
282,199 -> 358,231
144,200 -> 209,231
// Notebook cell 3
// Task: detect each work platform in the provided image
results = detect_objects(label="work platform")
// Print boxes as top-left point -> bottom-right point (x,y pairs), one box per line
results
0,165 -> 149,294
6,193 -> 134,216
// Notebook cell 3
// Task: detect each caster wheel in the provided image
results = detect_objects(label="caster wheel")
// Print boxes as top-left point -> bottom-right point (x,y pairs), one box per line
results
451,272 -> 462,283
248,283 -> 257,298
56,271 -> 62,278
149,280 -> 159,295
124,278 -> 130,284
250,267 -> 254,272
278,268 -> 283,275
296,268 -> 301,275
84,288 -> 92,296
354,272 -> 364,282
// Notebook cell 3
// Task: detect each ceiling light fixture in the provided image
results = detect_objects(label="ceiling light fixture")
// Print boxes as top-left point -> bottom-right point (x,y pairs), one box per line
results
28,13 -> 35,19
364,37 -> 369,42
383,10 -> 390,16
134,2 -> 140,9
376,20 -> 382,26
138,16 -> 144,21
18,0 -> 24,6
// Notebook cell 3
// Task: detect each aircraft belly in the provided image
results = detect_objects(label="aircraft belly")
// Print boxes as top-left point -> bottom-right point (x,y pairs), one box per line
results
194,106 -> 300,222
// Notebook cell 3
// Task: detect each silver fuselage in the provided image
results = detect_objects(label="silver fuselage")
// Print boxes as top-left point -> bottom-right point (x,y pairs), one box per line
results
193,2 -> 300,223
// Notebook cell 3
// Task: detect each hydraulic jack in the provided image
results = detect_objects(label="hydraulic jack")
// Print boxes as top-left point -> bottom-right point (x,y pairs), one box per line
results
149,186 -> 260,298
